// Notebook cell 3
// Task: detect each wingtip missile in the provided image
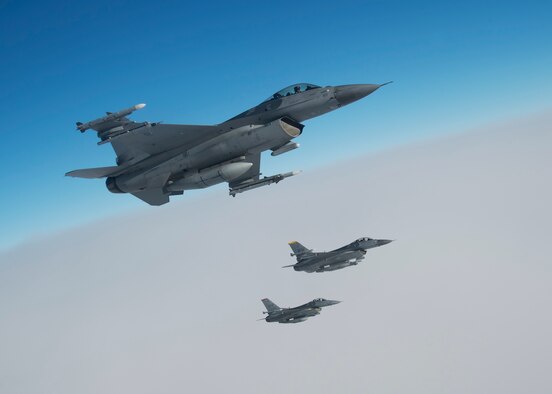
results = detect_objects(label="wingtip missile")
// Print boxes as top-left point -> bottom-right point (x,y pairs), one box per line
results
76,103 -> 147,133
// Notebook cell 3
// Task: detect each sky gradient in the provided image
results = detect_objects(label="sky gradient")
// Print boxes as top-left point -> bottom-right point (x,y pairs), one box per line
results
1,0 -> 551,248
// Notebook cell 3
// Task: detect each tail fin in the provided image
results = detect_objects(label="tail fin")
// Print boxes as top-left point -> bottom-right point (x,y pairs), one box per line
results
288,241 -> 313,260
262,298 -> 281,313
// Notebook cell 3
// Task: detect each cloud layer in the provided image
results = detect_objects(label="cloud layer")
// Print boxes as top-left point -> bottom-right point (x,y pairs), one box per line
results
1,111 -> 551,394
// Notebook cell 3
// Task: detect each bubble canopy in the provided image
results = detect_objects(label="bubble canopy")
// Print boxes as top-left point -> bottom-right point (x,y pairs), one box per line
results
357,237 -> 373,242
263,83 -> 322,102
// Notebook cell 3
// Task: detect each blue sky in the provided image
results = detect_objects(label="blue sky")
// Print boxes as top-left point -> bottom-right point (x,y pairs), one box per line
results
1,0 -> 551,249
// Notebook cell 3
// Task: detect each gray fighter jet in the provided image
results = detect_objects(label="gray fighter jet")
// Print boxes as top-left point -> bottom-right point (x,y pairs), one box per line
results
284,237 -> 393,273
67,82 -> 389,205
260,298 -> 341,324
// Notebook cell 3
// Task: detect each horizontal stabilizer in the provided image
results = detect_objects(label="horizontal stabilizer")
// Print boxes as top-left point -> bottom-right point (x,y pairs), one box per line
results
65,165 -> 120,179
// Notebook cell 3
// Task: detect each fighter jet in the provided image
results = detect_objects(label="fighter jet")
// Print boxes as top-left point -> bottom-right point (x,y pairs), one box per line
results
260,298 -> 340,324
284,237 -> 393,273
67,82 -> 389,205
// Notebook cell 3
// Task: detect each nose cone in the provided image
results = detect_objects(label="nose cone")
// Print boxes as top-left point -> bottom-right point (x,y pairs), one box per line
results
321,300 -> 341,307
334,84 -> 382,106
377,239 -> 393,246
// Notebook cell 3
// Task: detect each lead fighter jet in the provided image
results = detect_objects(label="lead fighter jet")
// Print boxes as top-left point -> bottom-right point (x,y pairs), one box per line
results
260,298 -> 340,324
285,237 -> 393,273
67,82 -> 389,205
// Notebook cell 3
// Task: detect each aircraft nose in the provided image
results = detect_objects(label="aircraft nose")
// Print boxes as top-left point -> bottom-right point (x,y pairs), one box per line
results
334,84 -> 382,106
326,300 -> 341,306
378,239 -> 393,246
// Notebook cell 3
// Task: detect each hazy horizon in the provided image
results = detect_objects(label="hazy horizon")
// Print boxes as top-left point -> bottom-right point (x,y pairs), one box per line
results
1,110 -> 550,393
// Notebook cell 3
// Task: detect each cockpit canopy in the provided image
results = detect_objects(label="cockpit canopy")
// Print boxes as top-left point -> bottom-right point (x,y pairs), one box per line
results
263,83 -> 321,102
313,298 -> 326,302
357,237 -> 373,242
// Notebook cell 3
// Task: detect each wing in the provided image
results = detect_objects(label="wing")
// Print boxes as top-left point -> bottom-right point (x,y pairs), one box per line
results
311,251 -> 363,271
76,103 -> 219,164
110,123 -> 219,163
286,308 -> 317,319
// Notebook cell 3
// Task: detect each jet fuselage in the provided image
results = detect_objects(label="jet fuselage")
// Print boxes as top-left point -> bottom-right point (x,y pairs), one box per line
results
291,238 -> 393,273
263,298 -> 341,324
69,83 -> 386,205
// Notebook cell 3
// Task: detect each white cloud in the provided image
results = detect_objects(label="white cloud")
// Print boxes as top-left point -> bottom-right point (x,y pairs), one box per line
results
1,111 -> 551,394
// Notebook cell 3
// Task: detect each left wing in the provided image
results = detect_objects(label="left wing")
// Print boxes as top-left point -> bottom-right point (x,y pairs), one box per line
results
309,251 -> 362,271
76,103 -> 219,164
286,308 -> 318,320
110,123 -> 218,163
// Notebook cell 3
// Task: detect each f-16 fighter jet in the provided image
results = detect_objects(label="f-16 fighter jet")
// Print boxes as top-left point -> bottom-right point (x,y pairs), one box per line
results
67,82 -> 389,205
260,298 -> 340,324
284,237 -> 393,273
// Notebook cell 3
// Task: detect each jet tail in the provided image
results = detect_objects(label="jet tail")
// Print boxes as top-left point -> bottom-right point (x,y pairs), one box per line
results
261,298 -> 281,313
288,241 -> 314,260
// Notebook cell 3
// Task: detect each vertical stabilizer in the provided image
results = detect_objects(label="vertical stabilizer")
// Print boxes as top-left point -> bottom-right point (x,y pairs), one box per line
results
288,241 -> 314,260
261,298 -> 281,313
